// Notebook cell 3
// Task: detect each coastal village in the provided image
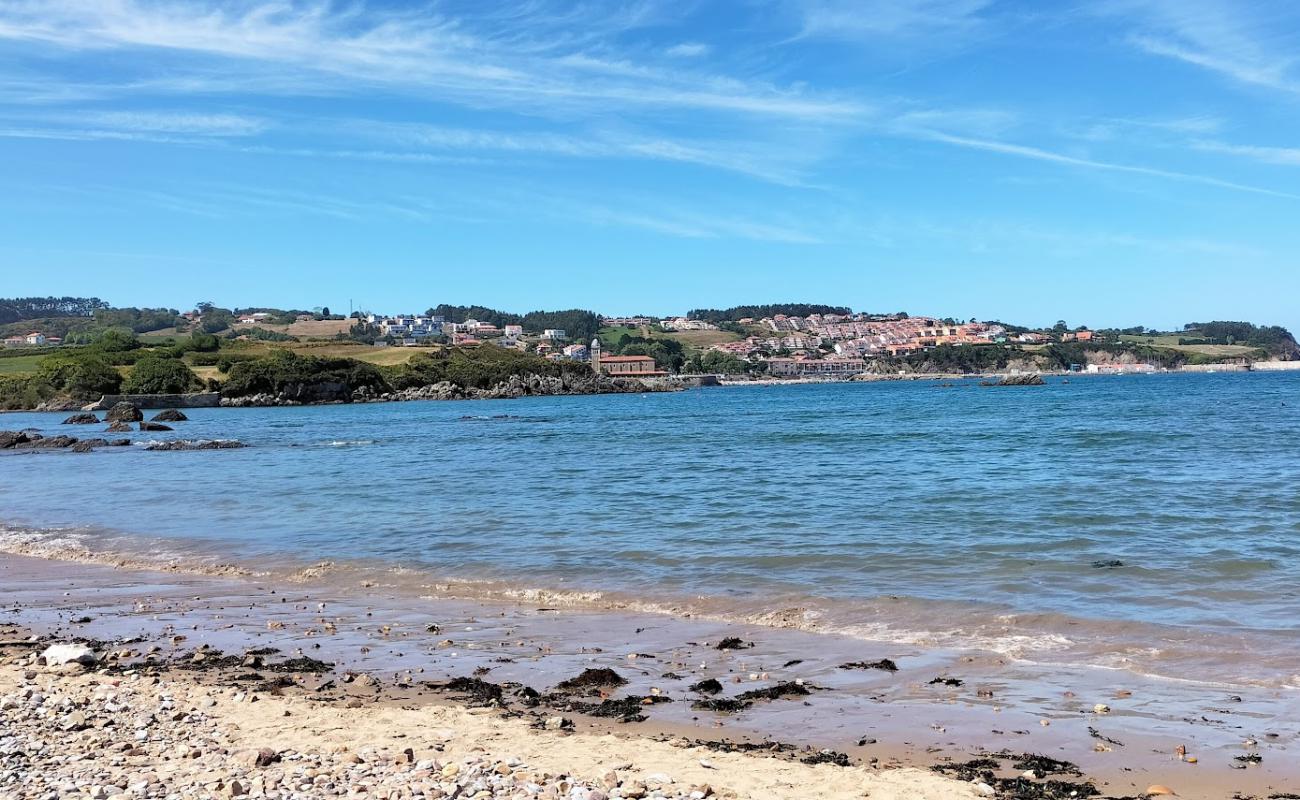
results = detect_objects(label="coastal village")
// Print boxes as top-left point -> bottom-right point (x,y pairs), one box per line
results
6,303 -> 1300,382
323,311 -> 1057,377
338,311 -> 1292,377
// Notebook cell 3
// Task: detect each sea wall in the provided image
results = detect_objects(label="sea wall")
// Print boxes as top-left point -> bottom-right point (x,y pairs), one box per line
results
85,392 -> 223,410
1251,360 -> 1300,371
1177,364 -> 1250,373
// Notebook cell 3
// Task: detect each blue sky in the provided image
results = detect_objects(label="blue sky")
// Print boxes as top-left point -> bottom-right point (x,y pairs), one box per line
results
1,1 -> 1298,331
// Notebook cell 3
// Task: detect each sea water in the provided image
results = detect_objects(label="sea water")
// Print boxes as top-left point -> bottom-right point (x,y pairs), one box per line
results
2,372 -> 1298,688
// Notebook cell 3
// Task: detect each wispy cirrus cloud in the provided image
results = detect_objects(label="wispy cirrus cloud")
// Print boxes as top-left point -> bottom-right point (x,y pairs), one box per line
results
665,42 -> 710,58
794,0 -> 995,40
903,128 -> 1300,200
1105,0 -> 1300,94
576,204 -> 823,243
1065,115 -> 1224,143
82,110 -> 267,135
1192,140 -> 1300,166
0,0 -> 862,121
364,121 -> 822,185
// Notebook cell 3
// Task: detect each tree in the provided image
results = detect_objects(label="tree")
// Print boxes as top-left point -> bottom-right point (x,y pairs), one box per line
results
37,354 -> 123,399
92,329 -> 141,352
122,357 -> 202,394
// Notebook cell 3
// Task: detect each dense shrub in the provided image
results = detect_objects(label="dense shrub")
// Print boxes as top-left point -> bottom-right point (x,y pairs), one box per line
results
899,344 -> 1013,373
35,353 -> 123,399
233,326 -> 297,342
386,345 -> 587,390
122,356 -> 202,394
0,375 -> 51,410
222,350 -> 389,397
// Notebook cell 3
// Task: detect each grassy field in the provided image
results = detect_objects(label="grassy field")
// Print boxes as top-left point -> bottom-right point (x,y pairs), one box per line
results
201,340 -> 428,368
661,329 -> 743,349
286,341 -> 427,366
1117,335 -> 1259,358
0,353 -> 44,375
597,325 -> 741,355
246,319 -> 354,338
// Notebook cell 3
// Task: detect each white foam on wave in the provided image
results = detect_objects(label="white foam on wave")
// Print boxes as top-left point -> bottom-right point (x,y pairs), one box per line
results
327,440 -> 376,447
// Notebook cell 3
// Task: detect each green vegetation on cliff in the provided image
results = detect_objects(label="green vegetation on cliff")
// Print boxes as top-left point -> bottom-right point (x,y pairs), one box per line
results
222,349 -> 389,399
385,345 -> 586,391
687,304 -> 852,323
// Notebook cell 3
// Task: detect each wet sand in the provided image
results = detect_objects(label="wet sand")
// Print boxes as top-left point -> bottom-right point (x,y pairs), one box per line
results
2,552 -> 1296,799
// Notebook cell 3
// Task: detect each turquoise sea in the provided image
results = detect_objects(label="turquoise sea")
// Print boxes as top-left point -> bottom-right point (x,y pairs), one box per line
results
2,373 -> 1298,688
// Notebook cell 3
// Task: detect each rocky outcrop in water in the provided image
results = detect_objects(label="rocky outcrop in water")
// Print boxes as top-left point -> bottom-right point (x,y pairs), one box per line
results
140,439 -> 247,451
152,408 -> 189,422
33,397 -> 83,412
105,401 -> 143,422
979,374 -> 1046,387
61,413 -> 100,425
0,430 -> 238,452
139,421 -> 173,432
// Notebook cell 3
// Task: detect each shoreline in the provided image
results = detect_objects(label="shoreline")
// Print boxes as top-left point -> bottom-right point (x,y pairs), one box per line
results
3,552 -> 1294,799
6,364 -> 1296,413
3,522 -> 1296,692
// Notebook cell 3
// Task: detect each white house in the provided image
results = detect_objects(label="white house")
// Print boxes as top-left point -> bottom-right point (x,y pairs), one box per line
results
541,329 -> 567,341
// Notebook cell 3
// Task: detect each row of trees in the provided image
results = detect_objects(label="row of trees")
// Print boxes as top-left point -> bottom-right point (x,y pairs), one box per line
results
687,304 -> 852,324
427,305 -> 603,343
0,296 -> 108,325
1184,321 -> 1298,356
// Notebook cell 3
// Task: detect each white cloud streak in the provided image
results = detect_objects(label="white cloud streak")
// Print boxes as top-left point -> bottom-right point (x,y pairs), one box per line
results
1107,0 -> 1300,94
0,0 -> 863,120
909,129 -> 1300,200
1193,140 -> 1300,166
796,0 -> 993,39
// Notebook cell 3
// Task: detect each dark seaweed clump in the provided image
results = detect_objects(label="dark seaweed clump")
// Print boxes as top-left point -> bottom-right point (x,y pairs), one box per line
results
253,675 -> 298,694
177,651 -> 246,671
1013,754 -> 1082,778
932,757 -> 1002,782
714,637 -> 752,650
443,676 -> 504,704
933,754 -> 1098,800
691,697 -> 752,713
929,676 -> 963,687
802,750 -> 851,767
511,684 -> 541,707
689,678 -> 723,695
569,695 -> 672,723
554,668 -> 627,693
265,656 -> 333,674
693,739 -> 798,755
736,681 -> 811,701
997,778 -> 1099,799
840,659 -> 899,672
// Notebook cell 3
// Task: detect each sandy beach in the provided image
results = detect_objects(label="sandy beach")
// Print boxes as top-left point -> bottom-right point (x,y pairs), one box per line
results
2,552 -> 1295,800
